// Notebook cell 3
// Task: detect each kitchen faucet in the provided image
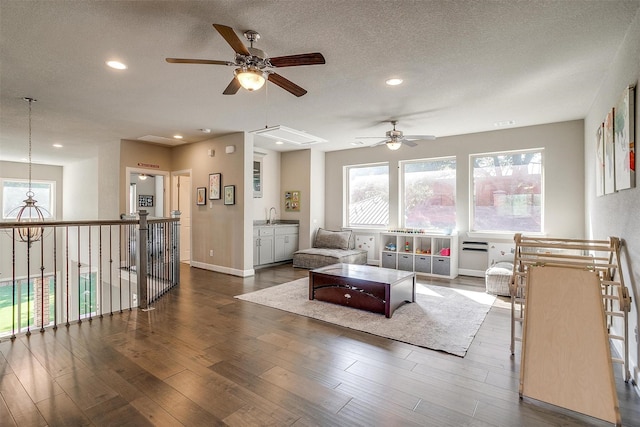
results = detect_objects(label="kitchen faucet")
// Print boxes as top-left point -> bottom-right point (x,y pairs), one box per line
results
268,207 -> 277,224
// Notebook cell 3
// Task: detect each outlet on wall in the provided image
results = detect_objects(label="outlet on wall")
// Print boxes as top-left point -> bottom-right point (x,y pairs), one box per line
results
209,250 -> 214,257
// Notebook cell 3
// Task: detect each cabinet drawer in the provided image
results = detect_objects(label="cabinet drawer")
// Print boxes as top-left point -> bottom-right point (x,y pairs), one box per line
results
398,254 -> 413,271
275,226 -> 299,235
432,256 -> 451,276
259,227 -> 275,236
415,255 -> 431,273
381,252 -> 397,269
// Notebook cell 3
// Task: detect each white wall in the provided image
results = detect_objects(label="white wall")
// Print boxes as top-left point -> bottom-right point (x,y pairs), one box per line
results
584,7 -> 640,386
325,120 -> 585,270
97,140 -> 120,219
63,157 -> 99,220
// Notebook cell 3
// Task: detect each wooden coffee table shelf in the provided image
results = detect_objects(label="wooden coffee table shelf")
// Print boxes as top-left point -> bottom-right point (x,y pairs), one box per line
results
309,263 -> 415,318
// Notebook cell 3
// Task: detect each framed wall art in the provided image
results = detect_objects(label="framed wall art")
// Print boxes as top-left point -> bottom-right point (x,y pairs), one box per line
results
138,195 -> 154,207
595,123 -> 605,197
285,190 -> 300,211
604,108 -> 616,195
614,85 -> 635,191
196,187 -> 206,205
224,185 -> 235,205
209,173 -> 221,200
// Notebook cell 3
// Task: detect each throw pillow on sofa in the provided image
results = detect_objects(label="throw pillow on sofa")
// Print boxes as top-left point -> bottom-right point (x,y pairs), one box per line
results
314,228 -> 352,250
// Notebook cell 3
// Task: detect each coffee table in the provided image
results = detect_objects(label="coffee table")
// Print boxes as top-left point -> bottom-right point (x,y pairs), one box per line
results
309,263 -> 415,318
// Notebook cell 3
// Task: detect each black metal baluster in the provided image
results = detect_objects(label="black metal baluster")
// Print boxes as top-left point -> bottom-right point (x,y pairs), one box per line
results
11,230 -> 16,340
53,226 -> 58,330
40,229 -> 45,333
65,227 -> 70,327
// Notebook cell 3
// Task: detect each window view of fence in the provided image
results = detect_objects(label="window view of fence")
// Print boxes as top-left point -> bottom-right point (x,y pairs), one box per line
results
471,150 -> 543,233
401,157 -> 456,231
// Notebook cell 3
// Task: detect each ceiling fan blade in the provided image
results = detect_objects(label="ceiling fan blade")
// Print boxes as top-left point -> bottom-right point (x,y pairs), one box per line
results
404,134 -> 437,141
269,53 -> 326,67
166,58 -> 234,66
213,24 -> 250,56
370,140 -> 390,147
222,78 -> 241,95
402,139 -> 418,147
267,73 -> 307,97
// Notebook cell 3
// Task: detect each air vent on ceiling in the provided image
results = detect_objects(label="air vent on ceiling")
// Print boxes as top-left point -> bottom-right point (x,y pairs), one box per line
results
137,135 -> 186,146
250,125 -> 327,146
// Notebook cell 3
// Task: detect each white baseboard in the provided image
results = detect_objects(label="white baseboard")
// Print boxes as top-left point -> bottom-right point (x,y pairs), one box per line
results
190,260 -> 254,277
459,268 -> 485,278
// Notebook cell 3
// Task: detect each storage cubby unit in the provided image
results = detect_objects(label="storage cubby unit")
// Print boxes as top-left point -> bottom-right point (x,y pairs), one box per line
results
379,232 -> 458,278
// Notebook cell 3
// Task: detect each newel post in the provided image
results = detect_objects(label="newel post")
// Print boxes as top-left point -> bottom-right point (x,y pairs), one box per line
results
138,210 -> 148,309
171,210 -> 181,286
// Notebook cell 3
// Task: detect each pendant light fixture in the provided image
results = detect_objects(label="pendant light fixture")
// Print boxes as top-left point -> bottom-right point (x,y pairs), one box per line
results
14,97 -> 46,246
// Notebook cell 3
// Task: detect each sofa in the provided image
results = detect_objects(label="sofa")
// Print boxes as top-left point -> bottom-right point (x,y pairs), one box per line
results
292,228 -> 367,269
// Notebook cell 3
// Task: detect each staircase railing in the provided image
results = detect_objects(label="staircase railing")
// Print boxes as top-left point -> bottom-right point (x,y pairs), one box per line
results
0,210 -> 180,339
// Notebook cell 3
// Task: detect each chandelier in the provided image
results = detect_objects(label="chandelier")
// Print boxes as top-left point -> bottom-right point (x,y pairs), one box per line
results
14,97 -> 46,245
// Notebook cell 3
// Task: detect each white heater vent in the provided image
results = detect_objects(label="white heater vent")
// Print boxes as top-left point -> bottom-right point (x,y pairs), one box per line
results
250,125 -> 327,146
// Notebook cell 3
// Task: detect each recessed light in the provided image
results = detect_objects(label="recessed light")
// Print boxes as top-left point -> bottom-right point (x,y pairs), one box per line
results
385,78 -> 403,86
53,144 -> 63,148
275,140 -> 284,145
494,120 -> 516,127
173,135 -> 183,139
106,60 -> 127,70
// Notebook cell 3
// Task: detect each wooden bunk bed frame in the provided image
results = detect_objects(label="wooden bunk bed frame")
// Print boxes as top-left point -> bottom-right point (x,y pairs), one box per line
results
509,233 -> 632,382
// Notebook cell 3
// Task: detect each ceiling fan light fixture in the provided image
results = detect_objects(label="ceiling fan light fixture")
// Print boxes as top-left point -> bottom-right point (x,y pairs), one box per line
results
235,67 -> 266,91
386,140 -> 402,150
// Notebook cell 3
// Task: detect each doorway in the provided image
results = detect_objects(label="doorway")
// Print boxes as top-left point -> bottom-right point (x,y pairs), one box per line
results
171,170 -> 192,263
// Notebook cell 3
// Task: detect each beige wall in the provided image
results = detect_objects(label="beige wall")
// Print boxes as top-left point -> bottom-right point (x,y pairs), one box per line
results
119,140 -> 173,215
281,150 -> 316,248
171,132 -> 251,276
584,7 -> 640,385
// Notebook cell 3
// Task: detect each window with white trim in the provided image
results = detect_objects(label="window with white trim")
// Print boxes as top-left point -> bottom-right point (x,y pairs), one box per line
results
345,163 -> 389,228
400,157 -> 456,231
471,150 -> 543,233
1,179 -> 55,219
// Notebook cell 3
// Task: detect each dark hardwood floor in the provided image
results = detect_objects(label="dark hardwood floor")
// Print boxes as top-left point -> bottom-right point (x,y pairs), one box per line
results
1,263 -> 639,426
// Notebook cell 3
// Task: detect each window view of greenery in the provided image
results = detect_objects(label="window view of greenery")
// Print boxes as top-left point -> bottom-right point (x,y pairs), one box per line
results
402,158 -> 456,231
0,272 -> 97,337
472,150 -> 543,233
2,179 -> 54,219
347,164 -> 389,227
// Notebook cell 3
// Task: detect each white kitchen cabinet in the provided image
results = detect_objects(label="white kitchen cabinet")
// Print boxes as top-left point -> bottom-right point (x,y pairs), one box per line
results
274,226 -> 299,262
254,224 -> 299,266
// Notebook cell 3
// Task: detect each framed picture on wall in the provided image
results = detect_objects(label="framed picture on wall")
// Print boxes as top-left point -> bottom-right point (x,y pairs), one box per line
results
284,190 -> 300,211
209,173 -> 221,200
138,195 -> 154,207
196,187 -> 206,205
224,185 -> 235,205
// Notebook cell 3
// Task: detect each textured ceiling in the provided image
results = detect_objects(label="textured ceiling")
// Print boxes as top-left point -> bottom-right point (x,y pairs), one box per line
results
1,0 -> 639,166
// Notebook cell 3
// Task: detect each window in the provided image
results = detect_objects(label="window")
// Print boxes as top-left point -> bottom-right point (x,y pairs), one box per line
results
345,163 -> 389,227
401,157 -> 456,231
471,150 -> 543,233
1,179 -> 55,219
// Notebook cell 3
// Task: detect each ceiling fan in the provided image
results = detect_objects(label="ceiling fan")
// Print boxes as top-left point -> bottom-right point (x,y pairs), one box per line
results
166,24 -> 325,97
357,121 -> 436,150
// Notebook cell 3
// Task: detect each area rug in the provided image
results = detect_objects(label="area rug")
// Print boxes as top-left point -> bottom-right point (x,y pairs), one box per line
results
235,278 -> 495,357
